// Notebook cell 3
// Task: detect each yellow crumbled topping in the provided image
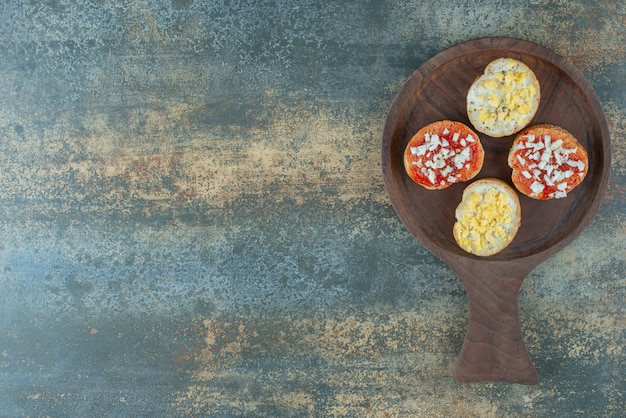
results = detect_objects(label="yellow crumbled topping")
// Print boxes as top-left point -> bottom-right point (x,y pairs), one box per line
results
483,79 -> 498,90
455,189 -> 514,253
487,93 -> 500,107
517,103 -> 531,115
478,69 -> 534,125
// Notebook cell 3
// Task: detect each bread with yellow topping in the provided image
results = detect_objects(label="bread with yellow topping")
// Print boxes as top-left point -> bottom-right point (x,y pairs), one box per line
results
467,58 -> 540,138
453,178 -> 521,256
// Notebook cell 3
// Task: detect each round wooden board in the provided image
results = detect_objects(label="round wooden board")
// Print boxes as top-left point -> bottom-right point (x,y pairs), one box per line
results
382,37 -> 611,263
382,37 -> 611,384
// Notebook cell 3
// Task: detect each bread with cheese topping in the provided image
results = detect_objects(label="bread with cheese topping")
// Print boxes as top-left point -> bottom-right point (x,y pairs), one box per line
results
467,58 -> 540,138
453,178 -> 521,256
403,120 -> 484,190
508,124 -> 588,200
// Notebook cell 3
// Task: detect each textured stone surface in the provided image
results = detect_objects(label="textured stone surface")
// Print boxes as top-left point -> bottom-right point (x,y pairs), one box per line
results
0,0 -> 624,416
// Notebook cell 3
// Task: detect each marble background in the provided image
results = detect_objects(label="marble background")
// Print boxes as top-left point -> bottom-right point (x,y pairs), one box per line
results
1,0 -> 624,416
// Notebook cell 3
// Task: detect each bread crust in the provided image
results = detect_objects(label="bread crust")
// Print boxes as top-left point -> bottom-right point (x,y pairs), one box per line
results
467,58 -> 540,138
508,124 -> 588,200
453,178 -> 521,256
403,120 -> 484,190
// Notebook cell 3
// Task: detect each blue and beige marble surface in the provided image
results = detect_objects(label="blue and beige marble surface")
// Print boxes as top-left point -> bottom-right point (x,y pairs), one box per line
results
1,0 -> 624,416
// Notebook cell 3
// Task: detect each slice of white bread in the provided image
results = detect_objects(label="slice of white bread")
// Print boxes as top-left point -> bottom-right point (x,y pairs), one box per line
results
453,178 -> 521,256
508,124 -> 588,200
403,120 -> 484,190
467,58 -> 540,138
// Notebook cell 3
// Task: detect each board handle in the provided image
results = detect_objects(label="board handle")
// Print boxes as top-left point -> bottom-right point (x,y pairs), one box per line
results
454,272 -> 538,385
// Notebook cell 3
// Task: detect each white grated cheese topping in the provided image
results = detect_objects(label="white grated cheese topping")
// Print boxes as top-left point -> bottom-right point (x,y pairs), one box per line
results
566,159 -> 585,171
530,181 -> 545,195
453,148 -> 471,169
408,130 -> 480,186
515,132 -> 586,197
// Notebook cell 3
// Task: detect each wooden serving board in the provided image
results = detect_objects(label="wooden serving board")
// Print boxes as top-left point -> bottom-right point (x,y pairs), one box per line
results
381,37 -> 611,384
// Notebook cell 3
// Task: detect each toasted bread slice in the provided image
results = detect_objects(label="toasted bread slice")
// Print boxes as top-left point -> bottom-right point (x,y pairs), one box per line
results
453,178 -> 521,256
508,124 -> 588,200
467,58 -> 540,138
403,120 -> 484,190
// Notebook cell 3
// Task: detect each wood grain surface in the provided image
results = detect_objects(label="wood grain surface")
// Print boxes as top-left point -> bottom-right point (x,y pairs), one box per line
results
382,37 -> 611,384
